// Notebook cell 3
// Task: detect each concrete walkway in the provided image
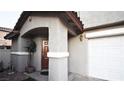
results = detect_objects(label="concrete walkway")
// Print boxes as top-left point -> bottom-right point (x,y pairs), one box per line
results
24,71 -> 106,81
24,72 -> 48,81
69,72 -> 107,81
0,70 -> 106,81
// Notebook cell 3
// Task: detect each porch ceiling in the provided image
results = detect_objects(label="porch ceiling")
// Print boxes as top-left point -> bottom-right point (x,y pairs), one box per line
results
21,27 -> 48,38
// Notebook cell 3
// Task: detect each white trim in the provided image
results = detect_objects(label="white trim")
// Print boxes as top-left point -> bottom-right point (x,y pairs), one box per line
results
11,52 -> 29,55
86,27 -> 124,39
47,52 -> 69,58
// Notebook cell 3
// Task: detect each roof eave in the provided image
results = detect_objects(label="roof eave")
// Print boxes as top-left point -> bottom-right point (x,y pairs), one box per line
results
4,31 -> 20,40
65,11 -> 84,33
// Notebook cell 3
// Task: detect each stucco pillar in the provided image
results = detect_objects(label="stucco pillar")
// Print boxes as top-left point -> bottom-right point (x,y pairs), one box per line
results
48,19 -> 69,81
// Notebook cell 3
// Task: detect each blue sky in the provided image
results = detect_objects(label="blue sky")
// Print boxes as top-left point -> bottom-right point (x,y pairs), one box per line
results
0,11 -> 22,29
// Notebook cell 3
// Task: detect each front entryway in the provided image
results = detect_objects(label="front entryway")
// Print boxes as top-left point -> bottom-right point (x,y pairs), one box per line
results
41,40 -> 49,71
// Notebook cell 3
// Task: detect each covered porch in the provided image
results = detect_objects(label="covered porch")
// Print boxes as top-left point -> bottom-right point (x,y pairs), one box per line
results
4,11 -> 83,81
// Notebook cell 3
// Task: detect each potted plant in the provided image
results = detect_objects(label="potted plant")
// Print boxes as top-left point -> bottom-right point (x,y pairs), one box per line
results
25,40 -> 36,73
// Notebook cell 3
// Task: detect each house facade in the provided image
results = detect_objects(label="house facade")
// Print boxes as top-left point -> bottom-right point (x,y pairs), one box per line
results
5,11 -> 124,81
0,27 -> 11,47
0,27 -> 12,69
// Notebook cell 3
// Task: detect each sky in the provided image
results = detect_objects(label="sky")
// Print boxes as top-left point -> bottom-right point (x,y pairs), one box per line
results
0,11 -> 22,29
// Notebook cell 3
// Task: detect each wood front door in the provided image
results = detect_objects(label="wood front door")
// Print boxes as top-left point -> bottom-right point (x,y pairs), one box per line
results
42,40 -> 49,70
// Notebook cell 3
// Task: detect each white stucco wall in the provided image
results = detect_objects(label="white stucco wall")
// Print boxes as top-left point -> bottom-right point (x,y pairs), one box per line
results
48,17 -> 68,80
20,16 -> 59,37
11,15 -> 60,72
11,13 -> 69,75
12,15 -> 60,53
69,34 -> 88,76
78,11 -> 124,28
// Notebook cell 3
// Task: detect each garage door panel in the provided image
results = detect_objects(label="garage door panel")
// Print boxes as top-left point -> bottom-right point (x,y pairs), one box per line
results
88,36 -> 124,80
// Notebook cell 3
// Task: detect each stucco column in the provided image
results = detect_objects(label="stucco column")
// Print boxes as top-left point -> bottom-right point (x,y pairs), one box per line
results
48,19 -> 69,81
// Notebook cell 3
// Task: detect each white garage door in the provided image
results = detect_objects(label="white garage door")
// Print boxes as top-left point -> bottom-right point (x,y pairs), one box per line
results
88,33 -> 124,81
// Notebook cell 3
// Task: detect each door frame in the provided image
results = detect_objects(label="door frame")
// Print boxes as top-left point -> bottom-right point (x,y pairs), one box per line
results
41,39 -> 49,71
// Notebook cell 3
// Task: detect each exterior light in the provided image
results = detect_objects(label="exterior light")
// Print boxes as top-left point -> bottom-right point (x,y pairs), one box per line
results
79,33 -> 86,41
29,16 -> 32,22
80,34 -> 83,41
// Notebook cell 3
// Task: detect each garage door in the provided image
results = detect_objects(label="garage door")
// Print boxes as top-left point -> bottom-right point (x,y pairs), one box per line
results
87,29 -> 124,81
